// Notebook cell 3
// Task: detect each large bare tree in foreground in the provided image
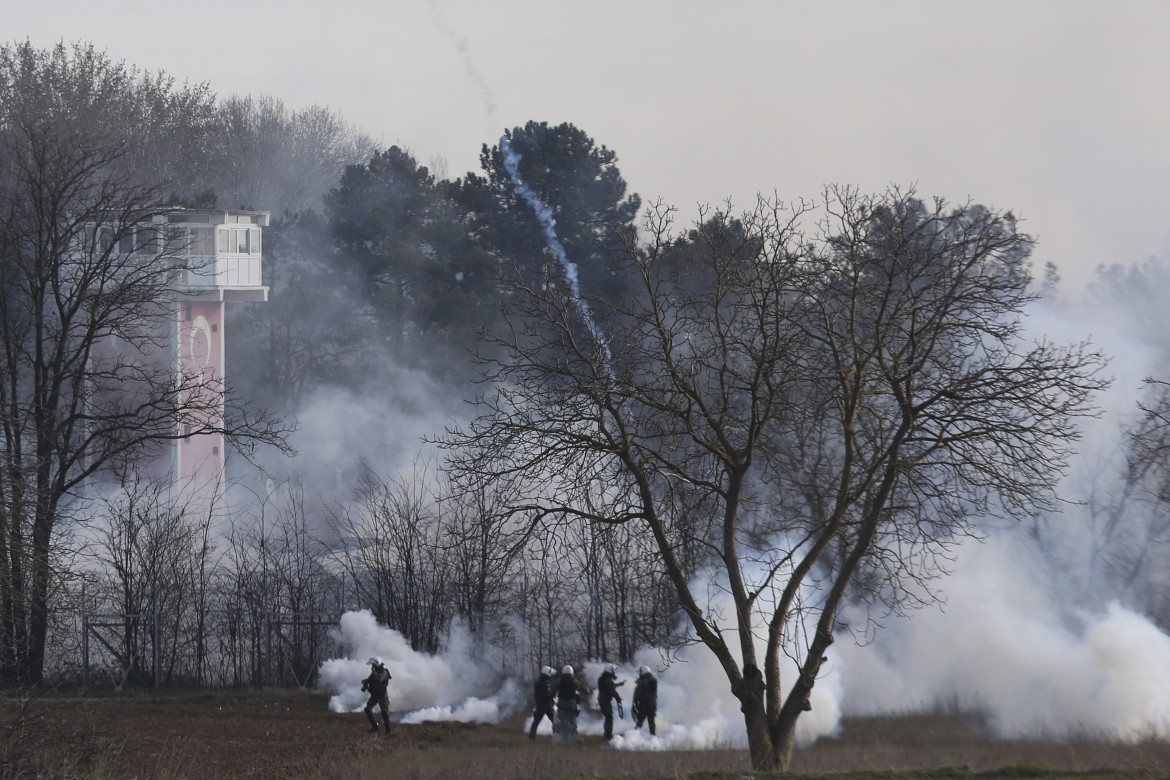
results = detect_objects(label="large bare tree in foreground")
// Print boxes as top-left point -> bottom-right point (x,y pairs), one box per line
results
443,187 -> 1107,770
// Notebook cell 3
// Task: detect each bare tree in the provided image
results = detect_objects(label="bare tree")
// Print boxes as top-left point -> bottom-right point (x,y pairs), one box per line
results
0,41 -> 221,201
1095,378 -> 1170,623
220,503 -> 271,687
85,477 -> 212,686
258,483 -> 337,686
440,477 -> 518,635
442,188 -> 1107,770
332,462 -> 451,653
0,108 -> 288,684
211,94 -> 376,214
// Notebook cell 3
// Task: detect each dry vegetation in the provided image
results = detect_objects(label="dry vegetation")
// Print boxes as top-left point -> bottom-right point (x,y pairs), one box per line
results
3,688 -> 1170,779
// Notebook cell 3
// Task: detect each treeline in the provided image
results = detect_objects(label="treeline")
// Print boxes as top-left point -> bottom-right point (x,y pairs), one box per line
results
56,466 -> 679,688
7,40 -> 1170,699
0,40 -> 673,687
0,41 -> 376,216
227,121 -> 641,414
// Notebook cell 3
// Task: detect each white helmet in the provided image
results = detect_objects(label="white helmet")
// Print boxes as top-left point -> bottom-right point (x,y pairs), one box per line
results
638,665 -> 651,676
608,663 -> 618,675
562,664 -> 573,675
540,665 -> 554,676
368,656 -> 383,667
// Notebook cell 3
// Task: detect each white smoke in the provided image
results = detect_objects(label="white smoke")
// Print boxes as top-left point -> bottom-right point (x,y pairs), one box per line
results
311,263 -> 1170,748
835,533 -> 1170,740
573,646 -> 841,752
521,561 -> 845,751
825,274 -> 1170,742
518,280 -> 1170,748
287,377 -> 461,495
317,610 -> 521,723
399,679 -> 524,724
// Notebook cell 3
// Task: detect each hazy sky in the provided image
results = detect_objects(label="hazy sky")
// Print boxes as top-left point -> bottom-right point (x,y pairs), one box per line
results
11,0 -> 1170,290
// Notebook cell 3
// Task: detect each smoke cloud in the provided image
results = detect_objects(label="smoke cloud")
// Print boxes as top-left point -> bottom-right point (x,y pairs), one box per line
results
571,647 -> 842,751
317,610 -> 521,722
304,244 -> 1170,749
519,562 -> 846,751
832,280 -> 1170,741
835,533 -> 1170,740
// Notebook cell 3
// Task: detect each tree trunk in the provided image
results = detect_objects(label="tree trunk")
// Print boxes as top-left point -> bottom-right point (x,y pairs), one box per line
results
27,532 -> 51,684
770,702 -> 804,771
735,667 -> 784,771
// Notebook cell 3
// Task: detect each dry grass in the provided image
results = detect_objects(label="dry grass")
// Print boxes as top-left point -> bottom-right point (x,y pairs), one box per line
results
323,709 -> 1170,780
793,711 -> 1170,778
3,689 -> 1170,779
313,720 -> 752,780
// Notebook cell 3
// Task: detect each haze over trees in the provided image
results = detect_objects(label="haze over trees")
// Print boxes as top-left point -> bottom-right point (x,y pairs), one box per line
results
6,38 -> 1170,771
0,41 -> 289,684
440,191 -> 1107,769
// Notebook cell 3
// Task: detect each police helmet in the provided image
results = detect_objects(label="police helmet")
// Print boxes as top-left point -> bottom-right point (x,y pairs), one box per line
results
638,665 -> 651,676
541,665 -> 554,676
368,656 -> 383,667
562,664 -> 573,675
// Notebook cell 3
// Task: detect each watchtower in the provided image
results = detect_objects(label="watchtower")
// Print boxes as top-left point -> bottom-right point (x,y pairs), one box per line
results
162,209 -> 269,513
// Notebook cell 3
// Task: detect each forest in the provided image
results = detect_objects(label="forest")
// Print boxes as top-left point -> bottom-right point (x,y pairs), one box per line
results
3,40 -> 1170,771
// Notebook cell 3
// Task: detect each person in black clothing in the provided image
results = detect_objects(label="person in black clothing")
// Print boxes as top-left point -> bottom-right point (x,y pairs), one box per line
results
632,665 -> 658,736
529,665 -> 556,739
554,664 -> 581,744
361,656 -> 393,735
596,664 -> 624,740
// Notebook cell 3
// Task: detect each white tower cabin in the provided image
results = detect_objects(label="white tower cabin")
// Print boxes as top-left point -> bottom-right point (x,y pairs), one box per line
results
165,209 -> 269,515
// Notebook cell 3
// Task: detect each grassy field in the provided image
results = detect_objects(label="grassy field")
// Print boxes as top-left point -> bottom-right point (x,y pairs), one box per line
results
4,688 -> 1170,779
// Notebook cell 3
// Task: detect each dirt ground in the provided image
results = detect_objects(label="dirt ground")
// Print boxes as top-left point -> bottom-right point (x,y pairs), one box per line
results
7,688 -> 1170,780
4,687 -> 448,779
4,687 -> 757,780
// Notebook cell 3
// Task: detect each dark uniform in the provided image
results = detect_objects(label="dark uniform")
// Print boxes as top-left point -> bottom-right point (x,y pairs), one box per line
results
556,671 -> 580,713
554,666 -> 582,744
361,658 -> 393,734
596,667 -> 623,740
632,667 -> 658,736
529,667 -> 555,739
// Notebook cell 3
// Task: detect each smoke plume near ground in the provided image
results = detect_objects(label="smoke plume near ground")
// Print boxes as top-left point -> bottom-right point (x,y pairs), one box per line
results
558,649 -> 842,752
522,564 -> 846,751
311,272 -> 1170,746
828,287 -> 1170,741
835,533 -> 1170,740
317,610 -> 521,723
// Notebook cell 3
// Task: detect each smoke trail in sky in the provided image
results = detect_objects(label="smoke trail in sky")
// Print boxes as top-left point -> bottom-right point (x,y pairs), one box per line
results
499,135 -> 613,367
428,1 -> 496,125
